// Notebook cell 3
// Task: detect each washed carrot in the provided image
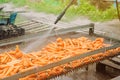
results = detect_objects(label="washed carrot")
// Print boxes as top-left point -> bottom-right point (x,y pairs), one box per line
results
6,53 -> 16,60
1,55 -> 8,64
0,37 -> 120,80
11,66 -> 20,74
5,66 -> 14,76
2,67 -> 9,75
0,74 -> 6,79
38,72 -> 48,79
15,45 -> 20,52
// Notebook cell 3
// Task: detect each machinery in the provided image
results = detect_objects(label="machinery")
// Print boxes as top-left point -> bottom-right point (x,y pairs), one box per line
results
0,7 -> 25,40
0,25 -> 120,80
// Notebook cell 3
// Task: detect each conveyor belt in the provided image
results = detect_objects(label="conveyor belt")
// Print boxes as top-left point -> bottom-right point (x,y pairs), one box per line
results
1,43 -> 120,80
0,21 -> 120,80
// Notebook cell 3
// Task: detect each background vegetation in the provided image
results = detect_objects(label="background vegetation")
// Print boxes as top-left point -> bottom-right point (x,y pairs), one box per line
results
0,0 -> 119,21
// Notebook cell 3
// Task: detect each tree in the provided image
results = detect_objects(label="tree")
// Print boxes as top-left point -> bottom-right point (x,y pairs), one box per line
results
89,0 -> 112,11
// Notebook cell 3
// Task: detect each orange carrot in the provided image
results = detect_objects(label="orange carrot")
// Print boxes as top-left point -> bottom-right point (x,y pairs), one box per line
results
0,37 -> 120,80
5,66 -> 14,76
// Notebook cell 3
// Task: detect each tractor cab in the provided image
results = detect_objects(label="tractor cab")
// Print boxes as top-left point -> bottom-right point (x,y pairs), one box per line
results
0,12 -> 17,25
0,8 -> 25,40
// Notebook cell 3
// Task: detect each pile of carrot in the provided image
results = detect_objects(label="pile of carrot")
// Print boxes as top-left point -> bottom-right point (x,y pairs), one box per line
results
0,37 -> 120,80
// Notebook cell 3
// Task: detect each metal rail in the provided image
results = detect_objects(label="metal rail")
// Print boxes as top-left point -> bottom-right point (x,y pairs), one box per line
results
0,23 -> 94,47
1,43 -> 120,80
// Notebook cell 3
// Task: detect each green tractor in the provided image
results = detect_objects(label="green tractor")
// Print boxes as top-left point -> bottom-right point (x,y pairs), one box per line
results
0,6 -> 25,40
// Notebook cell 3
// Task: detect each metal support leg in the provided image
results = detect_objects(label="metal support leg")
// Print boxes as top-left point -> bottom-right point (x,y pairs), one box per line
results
96,63 -> 106,72
89,23 -> 94,36
86,66 -> 88,71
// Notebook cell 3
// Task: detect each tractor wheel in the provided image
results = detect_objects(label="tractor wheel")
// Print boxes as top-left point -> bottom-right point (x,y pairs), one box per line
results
20,28 -> 25,35
0,30 -> 3,40
7,30 -> 12,38
3,30 -> 9,39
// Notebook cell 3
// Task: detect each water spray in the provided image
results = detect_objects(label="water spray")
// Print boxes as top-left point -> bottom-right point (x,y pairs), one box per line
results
24,0 -> 74,53
51,0 -> 75,36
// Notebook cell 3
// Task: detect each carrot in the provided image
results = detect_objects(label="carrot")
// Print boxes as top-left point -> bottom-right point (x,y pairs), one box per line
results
0,74 -> 6,79
1,55 -> 8,64
20,67 -> 33,72
82,57 -> 91,65
5,66 -> 14,76
2,67 -> 9,75
0,37 -> 120,80
0,65 -> 9,70
53,67 -> 64,75
38,72 -> 47,79
15,45 -> 20,52
6,53 -> 16,60
22,59 -> 31,67
56,37 -> 63,42
31,53 -> 38,57
50,42 -> 58,48
0,70 -> 3,74
68,39 -> 74,47
12,66 -> 20,74
15,52 -> 23,58
18,65 -> 25,72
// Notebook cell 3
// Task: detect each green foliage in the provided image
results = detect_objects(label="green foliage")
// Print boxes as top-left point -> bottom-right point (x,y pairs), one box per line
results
0,0 -> 10,3
0,0 -> 118,21
73,1 -> 117,21
11,0 -> 28,6
28,1 -> 64,14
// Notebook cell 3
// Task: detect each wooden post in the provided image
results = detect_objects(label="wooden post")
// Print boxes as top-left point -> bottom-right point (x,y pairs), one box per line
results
116,0 -> 120,21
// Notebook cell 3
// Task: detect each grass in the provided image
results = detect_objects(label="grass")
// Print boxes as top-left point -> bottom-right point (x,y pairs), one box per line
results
0,0 -> 118,21
0,0 -> 9,4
